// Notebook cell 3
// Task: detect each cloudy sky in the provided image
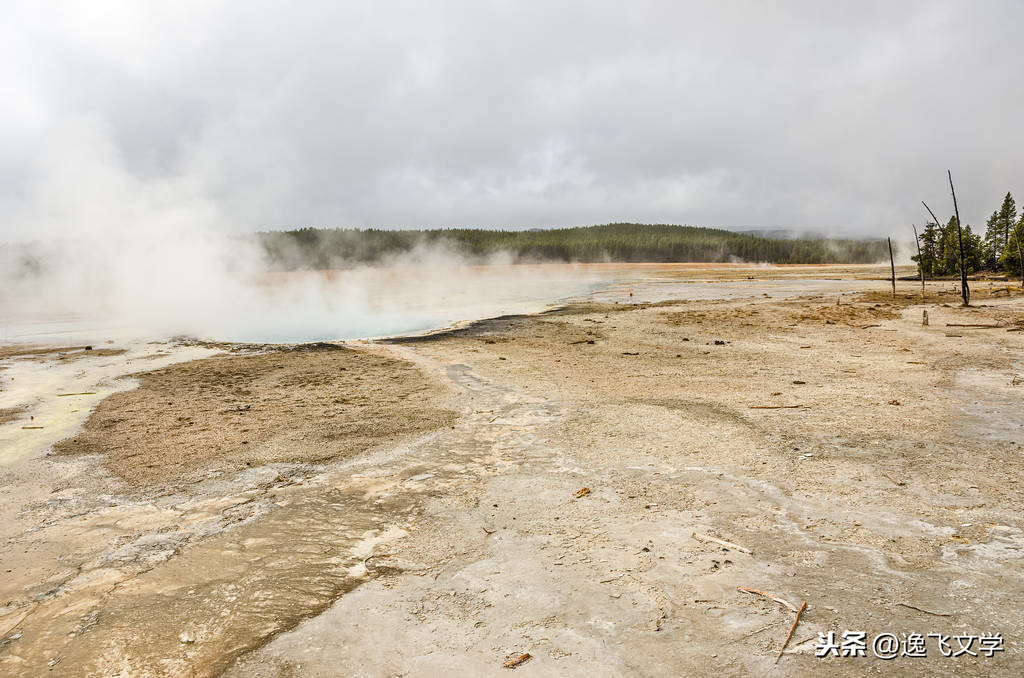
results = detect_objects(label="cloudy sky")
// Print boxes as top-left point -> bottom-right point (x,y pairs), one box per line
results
1,0 -> 1022,241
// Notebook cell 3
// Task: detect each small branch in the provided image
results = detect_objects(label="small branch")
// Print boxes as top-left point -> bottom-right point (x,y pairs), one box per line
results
776,600 -> 808,664
503,653 -> 532,669
737,587 -> 797,613
692,531 -> 752,554
896,602 -> 953,617
731,621 -> 783,643
945,323 -> 1002,328
748,404 -> 802,409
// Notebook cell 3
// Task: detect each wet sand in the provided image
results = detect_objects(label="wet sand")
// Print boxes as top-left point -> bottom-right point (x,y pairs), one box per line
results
2,265 -> 1023,676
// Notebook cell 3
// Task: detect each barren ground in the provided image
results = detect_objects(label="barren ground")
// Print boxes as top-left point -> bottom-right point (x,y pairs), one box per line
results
1,266 -> 1023,677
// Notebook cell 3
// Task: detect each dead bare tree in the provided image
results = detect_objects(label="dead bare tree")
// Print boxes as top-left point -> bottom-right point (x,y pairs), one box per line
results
887,237 -> 896,298
912,224 -> 925,297
948,170 -> 969,306
922,189 -> 969,307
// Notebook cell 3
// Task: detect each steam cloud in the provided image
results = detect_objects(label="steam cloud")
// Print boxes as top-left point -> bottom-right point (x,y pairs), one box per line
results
0,115 -> 592,343
0,235 -> 597,344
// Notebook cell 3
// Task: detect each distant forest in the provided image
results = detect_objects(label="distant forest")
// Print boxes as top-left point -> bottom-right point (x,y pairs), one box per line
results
914,192 -> 1024,277
257,223 -> 889,269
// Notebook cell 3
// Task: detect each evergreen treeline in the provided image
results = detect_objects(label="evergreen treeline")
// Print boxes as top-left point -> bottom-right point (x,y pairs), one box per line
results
257,223 -> 889,269
915,192 -> 1024,277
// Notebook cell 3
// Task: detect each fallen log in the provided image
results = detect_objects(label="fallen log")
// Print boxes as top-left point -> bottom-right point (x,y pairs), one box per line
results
945,323 -> 1002,328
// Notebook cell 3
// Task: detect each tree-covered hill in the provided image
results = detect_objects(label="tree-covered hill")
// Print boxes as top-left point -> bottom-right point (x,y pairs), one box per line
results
258,223 -> 888,269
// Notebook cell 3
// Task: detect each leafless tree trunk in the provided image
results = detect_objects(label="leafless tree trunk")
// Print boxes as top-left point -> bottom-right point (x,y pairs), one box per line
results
912,224 -> 925,297
948,170 -> 969,306
888,237 -> 896,298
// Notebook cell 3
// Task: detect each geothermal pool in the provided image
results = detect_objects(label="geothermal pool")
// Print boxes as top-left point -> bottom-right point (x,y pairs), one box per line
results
0,263 -> 885,345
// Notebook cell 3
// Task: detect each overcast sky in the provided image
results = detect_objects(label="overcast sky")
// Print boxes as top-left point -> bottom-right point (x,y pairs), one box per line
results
2,0 -> 1022,241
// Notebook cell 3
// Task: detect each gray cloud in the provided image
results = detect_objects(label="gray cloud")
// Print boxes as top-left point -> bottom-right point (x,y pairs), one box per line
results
2,0 -> 1023,241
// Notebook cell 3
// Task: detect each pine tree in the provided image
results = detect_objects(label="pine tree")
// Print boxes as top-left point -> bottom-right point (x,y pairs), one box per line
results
983,209 -> 1002,269
1001,213 -> 1024,277
998,192 -> 1017,252
962,225 -> 984,272
939,216 -> 961,276
920,221 -> 940,277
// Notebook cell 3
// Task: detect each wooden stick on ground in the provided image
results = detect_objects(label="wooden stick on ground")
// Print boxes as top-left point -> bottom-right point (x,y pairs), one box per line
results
776,601 -> 808,664
945,323 -> 1002,328
748,404 -> 802,409
737,587 -> 798,612
692,532 -> 753,554
896,602 -> 953,617
503,653 -> 532,669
